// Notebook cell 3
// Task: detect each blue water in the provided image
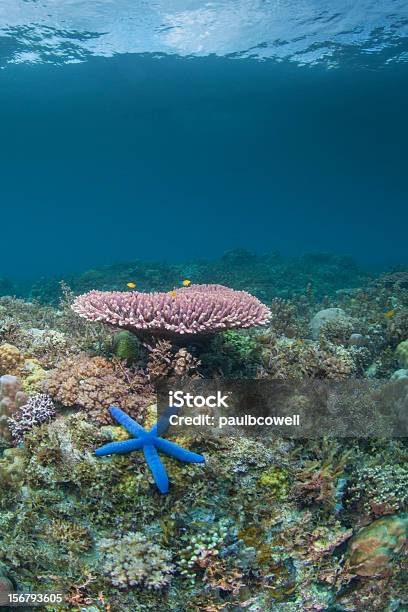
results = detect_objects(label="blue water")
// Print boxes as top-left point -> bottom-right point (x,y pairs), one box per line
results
0,1 -> 408,280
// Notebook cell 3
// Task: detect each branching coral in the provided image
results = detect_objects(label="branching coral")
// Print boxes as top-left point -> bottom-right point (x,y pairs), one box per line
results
44,519 -> 92,554
72,284 -> 270,340
259,338 -> 356,380
146,339 -> 201,380
268,297 -> 306,338
346,463 -> 408,519
98,531 -> 174,589
8,394 -> 56,444
22,328 -> 73,368
44,354 -> 153,424
292,443 -> 352,509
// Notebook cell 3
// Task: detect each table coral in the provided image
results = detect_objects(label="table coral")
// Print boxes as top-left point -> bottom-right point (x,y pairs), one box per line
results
44,354 -> 153,424
72,284 -> 271,341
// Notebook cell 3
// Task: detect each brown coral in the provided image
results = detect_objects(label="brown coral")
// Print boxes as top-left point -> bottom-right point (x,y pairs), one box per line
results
345,514 -> 408,577
44,354 -> 153,424
173,348 -> 201,377
259,338 -> 354,381
146,340 -> 201,381
0,344 -> 24,376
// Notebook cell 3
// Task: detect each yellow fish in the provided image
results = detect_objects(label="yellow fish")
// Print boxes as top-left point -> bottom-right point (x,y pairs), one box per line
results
384,309 -> 395,318
182,279 -> 191,287
169,290 -> 177,298
126,282 -> 136,289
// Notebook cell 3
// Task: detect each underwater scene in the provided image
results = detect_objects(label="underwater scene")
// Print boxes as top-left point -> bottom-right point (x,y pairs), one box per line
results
1,1 -> 408,611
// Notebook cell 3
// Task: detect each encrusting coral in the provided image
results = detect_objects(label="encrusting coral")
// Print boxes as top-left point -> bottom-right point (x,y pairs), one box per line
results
346,514 -> 408,577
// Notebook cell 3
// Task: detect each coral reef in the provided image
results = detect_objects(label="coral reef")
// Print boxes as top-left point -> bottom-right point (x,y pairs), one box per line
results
258,336 -> 358,380
0,256 -> 406,611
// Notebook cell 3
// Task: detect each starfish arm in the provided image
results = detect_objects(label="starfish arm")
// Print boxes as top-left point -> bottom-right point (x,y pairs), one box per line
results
143,444 -> 169,494
95,438 -> 144,456
109,406 -> 146,438
155,437 -> 205,463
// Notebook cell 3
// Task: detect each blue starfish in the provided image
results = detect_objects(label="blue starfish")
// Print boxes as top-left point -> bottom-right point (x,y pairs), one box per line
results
95,406 -> 205,494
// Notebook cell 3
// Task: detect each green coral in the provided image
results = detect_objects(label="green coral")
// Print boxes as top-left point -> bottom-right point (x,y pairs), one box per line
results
221,330 -> 258,358
20,359 -> 47,393
201,330 -> 260,376
257,466 -> 290,500
396,338 -> 408,368
176,518 -> 230,577
112,331 -> 142,362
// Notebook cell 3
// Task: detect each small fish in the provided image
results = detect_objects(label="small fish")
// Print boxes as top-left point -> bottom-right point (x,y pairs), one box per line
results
126,282 -> 136,289
182,279 -> 191,287
169,290 -> 177,298
384,309 -> 395,318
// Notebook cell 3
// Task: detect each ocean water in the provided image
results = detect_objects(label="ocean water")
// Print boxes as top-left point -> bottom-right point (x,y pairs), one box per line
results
0,0 -> 407,284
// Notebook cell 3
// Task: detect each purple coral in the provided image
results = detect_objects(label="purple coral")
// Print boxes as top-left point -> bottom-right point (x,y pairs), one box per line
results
8,394 -> 56,443
71,284 -> 270,339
